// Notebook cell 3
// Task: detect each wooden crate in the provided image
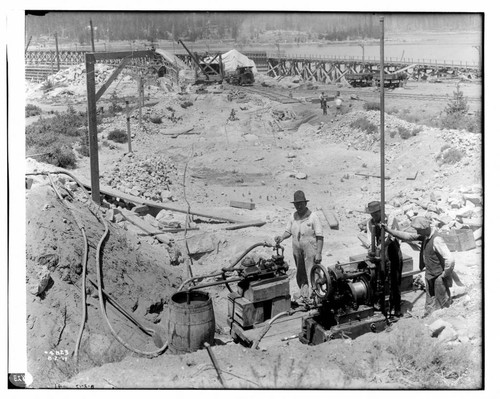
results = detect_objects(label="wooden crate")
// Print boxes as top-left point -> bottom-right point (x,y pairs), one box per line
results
243,276 -> 290,302
440,229 -> 476,252
228,292 -> 291,329
348,253 -> 413,273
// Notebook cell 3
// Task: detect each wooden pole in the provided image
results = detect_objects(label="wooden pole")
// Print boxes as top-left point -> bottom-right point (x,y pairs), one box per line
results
379,17 -> 386,316
138,77 -> 143,131
25,35 -> 32,53
90,19 -> 95,53
126,100 -> 132,153
54,32 -> 60,71
85,53 -> 101,204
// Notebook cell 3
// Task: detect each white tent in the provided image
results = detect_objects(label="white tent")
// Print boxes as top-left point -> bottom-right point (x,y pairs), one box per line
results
221,49 -> 258,75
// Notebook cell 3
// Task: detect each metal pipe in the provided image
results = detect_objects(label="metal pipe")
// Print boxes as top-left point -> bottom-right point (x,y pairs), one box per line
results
204,343 -> 226,387
379,17 -> 387,317
186,277 -> 241,292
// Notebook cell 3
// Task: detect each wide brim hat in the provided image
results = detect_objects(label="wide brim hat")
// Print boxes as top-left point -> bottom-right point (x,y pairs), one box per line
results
366,201 -> 381,214
291,190 -> 309,203
411,216 -> 431,230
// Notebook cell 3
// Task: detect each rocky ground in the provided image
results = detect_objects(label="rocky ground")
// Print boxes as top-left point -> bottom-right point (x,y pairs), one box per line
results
23,62 -> 483,389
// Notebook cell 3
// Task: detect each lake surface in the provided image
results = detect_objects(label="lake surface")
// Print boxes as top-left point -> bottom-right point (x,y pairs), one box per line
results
47,32 -> 482,66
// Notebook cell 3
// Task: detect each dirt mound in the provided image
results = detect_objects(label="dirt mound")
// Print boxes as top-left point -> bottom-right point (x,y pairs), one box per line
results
25,166 -> 186,387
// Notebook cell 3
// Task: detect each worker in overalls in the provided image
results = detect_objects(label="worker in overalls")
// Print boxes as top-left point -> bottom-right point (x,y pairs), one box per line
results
384,216 -> 455,317
366,201 -> 403,317
275,190 -> 324,302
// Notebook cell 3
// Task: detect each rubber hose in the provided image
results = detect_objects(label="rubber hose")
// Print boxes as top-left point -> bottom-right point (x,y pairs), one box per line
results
35,172 -> 166,355
221,242 -> 272,272
251,311 -> 290,350
46,174 -> 90,361
177,271 -> 224,292
73,226 -> 88,361
94,212 -> 168,356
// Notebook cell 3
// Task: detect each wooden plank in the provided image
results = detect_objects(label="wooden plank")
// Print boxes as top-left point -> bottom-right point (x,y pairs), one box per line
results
119,209 -> 162,235
320,208 -> 339,230
74,176 -> 249,224
229,200 -> 256,210
355,173 -> 391,180
406,171 -> 419,180
92,50 -> 156,61
229,312 -> 304,347
96,57 -> 131,101
225,220 -> 266,231
160,127 -> 195,136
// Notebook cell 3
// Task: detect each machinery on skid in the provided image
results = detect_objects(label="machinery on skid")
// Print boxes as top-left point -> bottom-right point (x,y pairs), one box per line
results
225,66 -> 255,86
301,255 -> 386,345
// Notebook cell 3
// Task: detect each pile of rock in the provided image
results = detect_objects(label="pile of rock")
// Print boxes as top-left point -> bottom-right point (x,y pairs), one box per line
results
319,110 -> 423,151
359,184 -> 483,250
46,63 -> 133,87
102,153 -> 178,202
436,129 -> 482,162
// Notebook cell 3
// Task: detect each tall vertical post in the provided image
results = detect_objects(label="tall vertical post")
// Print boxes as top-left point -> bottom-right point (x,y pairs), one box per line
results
126,100 -> 132,153
379,16 -> 387,316
90,19 -> 95,52
138,77 -> 143,131
85,53 -> 101,204
54,32 -> 60,71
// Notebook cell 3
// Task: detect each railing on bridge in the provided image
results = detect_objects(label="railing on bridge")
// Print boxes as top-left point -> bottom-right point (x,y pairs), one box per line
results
25,49 -> 480,83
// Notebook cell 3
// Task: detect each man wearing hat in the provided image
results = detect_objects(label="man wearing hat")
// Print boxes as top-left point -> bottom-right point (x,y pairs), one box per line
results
383,216 -> 455,316
275,190 -> 324,301
366,200 -> 403,317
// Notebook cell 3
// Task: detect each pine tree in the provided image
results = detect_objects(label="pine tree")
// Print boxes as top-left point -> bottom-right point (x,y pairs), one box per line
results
444,83 -> 469,115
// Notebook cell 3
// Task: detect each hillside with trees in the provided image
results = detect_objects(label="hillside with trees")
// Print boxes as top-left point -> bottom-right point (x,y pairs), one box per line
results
25,12 -> 482,45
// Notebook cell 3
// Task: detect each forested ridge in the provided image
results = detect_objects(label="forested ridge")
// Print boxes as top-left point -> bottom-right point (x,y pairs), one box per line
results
26,12 -> 481,45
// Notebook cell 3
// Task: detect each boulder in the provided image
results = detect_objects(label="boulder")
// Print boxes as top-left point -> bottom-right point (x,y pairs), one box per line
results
31,266 -> 52,296
184,233 -> 217,256
463,193 -> 482,206
160,190 -> 173,202
438,326 -> 458,343
428,319 -> 452,338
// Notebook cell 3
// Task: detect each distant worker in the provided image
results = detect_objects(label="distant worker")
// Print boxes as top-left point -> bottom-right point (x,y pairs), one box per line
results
334,91 -> 343,113
319,92 -> 328,115
275,190 -> 324,303
366,201 -> 403,317
383,216 -> 455,317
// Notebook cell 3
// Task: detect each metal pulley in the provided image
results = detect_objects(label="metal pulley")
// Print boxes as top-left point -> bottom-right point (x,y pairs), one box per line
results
310,263 -> 332,300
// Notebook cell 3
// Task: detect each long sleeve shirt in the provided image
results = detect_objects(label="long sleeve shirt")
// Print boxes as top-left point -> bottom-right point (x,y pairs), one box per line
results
387,227 -> 455,277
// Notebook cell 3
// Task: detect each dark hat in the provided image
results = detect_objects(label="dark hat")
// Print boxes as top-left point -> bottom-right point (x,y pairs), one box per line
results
366,201 -> 381,214
292,190 -> 309,203
411,216 -> 431,230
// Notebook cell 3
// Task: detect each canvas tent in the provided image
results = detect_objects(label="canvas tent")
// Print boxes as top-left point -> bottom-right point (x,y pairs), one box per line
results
221,49 -> 258,76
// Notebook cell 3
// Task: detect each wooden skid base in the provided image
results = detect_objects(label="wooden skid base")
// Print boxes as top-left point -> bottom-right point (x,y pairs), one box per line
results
227,312 -> 304,347
300,312 -> 388,345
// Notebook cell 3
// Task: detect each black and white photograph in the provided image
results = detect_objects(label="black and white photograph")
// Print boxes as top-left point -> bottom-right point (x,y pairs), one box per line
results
4,2 -> 495,392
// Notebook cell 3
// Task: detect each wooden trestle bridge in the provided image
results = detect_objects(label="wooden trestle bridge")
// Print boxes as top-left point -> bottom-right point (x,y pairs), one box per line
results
25,49 -> 480,83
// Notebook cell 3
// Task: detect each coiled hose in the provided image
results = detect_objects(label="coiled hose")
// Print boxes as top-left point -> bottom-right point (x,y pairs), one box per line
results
31,171 -> 168,357
93,206 -> 168,356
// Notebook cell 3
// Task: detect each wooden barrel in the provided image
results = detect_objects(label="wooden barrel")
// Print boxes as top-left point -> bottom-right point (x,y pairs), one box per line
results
166,290 -> 215,354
